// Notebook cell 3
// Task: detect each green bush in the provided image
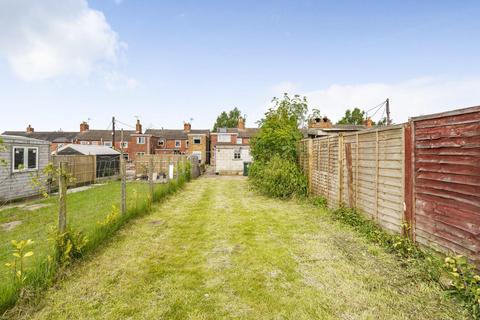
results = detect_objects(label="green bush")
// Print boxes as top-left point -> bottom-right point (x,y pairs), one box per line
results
249,156 -> 307,199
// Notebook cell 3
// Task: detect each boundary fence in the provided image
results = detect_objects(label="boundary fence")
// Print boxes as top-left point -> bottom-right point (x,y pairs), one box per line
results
299,105 -> 480,263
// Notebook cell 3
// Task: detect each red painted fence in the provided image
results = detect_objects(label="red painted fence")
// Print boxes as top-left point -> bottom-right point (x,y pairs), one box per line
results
405,106 -> 480,263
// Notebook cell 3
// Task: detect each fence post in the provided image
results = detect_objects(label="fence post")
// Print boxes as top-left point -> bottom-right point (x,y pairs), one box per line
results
338,134 -> 344,207
307,139 -> 313,195
375,130 -> 379,221
148,156 -> 154,199
58,162 -> 68,234
120,157 -> 127,214
345,143 -> 354,207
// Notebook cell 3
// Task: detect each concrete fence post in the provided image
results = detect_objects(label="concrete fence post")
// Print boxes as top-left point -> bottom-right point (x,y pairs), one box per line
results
58,162 -> 68,234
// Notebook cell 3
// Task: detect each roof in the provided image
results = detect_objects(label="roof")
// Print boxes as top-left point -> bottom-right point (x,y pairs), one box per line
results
0,134 -> 51,145
211,128 -> 259,138
145,129 -> 210,140
76,130 -> 135,142
2,131 -> 78,142
57,144 -> 120,155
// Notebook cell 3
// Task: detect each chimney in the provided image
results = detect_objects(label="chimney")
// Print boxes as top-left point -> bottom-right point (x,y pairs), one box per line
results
238,117 -> 245,130
136,119 -> 142,134
80,121 -> 89,132
363,117 -> 373,129
26,124 -> 34,133
183,122 -> 191,133
309,116 -> 332,129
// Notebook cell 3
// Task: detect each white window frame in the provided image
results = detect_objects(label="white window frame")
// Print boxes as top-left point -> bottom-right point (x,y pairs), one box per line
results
158,139 -> 165,147
137,137 -> 146,144
80,141 -> 89,145
193,136 -> 201,144
175,140 -> 181,148
136,152 -> 145,157
104,141 -> 112,147
91,141 -> 99,145
12,146 -> 39,172
121,142 -> 128,148
236,137 -> 242,144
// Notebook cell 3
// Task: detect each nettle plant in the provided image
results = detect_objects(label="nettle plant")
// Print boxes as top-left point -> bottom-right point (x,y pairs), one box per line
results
5,240 -> 34,284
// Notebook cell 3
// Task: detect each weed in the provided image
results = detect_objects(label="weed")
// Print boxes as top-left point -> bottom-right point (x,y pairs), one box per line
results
5,240 -> 34,284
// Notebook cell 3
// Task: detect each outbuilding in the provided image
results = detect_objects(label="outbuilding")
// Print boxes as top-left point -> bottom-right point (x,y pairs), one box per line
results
0,135 -> 51,201
56,144 -> 121,178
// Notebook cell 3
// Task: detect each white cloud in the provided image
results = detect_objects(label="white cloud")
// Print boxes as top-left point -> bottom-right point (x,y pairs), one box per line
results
0,0 -> 127,83
300,77 -> 480,123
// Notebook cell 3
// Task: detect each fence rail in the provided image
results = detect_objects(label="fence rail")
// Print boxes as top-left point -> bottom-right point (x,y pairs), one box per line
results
299,106 -> 480,264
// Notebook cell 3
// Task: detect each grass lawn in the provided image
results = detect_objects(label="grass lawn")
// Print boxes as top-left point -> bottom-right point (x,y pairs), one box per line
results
0,180 -> 153,307
6,176 -> 469,319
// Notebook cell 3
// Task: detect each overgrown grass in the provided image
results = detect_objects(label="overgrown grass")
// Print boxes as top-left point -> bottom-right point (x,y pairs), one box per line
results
0,172 -> 190,315
311,198 -> 480,319
6,177 -> 468,319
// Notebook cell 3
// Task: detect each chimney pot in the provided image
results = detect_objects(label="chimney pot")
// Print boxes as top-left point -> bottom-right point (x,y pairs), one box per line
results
183,122 -> 191,132
26,124 -> 34,133
363,117 -> 373,129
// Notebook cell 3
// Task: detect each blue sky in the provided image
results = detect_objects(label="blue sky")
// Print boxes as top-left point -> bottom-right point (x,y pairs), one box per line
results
1,0 -> 479,132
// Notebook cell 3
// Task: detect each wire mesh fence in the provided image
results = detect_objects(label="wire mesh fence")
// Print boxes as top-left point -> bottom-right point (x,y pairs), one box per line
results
0,153 -> 199,312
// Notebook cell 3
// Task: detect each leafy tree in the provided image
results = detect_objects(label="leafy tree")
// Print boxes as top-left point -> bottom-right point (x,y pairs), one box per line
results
308,108 -> 322,122
337,107 -> 366,125
212,107 -> 243,131
251,94 -> 307,163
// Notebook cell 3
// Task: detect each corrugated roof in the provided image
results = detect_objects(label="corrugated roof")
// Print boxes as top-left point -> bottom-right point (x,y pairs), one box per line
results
57,144 -> 120,155
0,134 -> 51,145
211,128 -> 259,138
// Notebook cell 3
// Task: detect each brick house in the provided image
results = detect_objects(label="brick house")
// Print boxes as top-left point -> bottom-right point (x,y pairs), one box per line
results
210,117 -> 259,174
3,125 -> 79,153
146,122 -> 210,164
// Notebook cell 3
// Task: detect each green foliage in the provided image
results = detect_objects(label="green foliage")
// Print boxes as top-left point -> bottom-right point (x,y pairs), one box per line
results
212,107 -> 243,131
0,137 -> 6,167
5,240 -> 34,284
310,196 -> 327,208
249,156 -> 307,198
323,206 -> 480,318
250,93 -> 307,163
52,229 -> 88,267
337,107 -> 366,125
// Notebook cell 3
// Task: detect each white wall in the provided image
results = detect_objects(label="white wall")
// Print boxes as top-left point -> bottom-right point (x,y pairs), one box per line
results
215,146 -> 252,174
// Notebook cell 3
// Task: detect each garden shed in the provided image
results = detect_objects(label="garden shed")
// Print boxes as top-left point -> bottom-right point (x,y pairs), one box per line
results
0,135 -> 51,201
56,144 -> 120,178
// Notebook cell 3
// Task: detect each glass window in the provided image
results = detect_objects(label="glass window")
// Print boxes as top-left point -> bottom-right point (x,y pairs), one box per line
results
27,148 -> 37,169
175,140 -> 181,148
236,137 -> 242,144
104,141 -> 112,147
137,137 -> 145,144
218,134 -> 230,143
121,142 -> 128,148
13,147 -> 25,170
234,150 -> 241,159
158,140 -> 165,147
193,137 -> 201,144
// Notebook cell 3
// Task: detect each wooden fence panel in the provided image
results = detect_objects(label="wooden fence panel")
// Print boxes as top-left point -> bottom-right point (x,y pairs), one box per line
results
52,155 -> 96,186
410,106 -> 480,262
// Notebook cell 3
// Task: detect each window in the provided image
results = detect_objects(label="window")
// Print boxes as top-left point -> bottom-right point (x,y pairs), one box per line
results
121,142 -> 128,148
218,134 -> 230,143
158,139 -> 165,147
137,137 -> 145,144
13,147 -> 38,172
175,140 -> 181,148
123,154 -> 129,160
136,152 -> 145,157
80,141 -> 89,145
104,141 -> 112,147
236,137 -> 242,144
234,150 -> 241,160
91,141 -> 99,145
193,136 -> 201,144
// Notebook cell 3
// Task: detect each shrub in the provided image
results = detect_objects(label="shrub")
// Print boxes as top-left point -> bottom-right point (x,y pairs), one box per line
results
249,156 -> 307,199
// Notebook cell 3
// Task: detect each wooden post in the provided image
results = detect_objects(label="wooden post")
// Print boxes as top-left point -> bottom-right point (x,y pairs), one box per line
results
375,130 -> 379,221
58,162 -> 68,234
355,133 -> 359,207
93,155 -> 97,184
345,143 -> 354,208
148,156 -> 154,198
327,137 -> 331,204
120,157 -> 126,214
338,134 -> 344,207
307,139 -> 313,195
